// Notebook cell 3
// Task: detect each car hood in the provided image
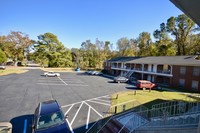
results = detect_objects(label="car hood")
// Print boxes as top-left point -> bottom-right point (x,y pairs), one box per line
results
34,122 -> 70,133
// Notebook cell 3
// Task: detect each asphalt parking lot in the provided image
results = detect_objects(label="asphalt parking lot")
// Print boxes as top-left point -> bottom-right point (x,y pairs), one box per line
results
0,69 -> 132,133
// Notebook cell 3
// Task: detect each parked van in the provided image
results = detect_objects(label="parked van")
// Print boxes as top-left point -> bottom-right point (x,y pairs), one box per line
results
136,80 -> 157,89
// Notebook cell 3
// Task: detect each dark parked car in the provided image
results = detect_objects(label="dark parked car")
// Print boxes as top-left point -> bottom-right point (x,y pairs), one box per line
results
32,100 -> 70,133
113,76 -> 129,83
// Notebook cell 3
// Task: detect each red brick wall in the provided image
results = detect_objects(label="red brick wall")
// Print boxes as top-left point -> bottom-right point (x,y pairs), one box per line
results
172,65 -> 200,92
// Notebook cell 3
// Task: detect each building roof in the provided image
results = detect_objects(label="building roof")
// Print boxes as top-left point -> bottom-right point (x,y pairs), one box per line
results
107,56 -> 140,62
170,0 -> 200,26
108,56 -> 200,66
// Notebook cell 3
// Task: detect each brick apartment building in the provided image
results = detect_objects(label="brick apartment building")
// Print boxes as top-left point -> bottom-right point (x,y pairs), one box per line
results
104,55 -> 200,92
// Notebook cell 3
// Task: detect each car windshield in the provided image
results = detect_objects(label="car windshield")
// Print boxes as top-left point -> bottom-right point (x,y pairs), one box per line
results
36,111 -> 65,130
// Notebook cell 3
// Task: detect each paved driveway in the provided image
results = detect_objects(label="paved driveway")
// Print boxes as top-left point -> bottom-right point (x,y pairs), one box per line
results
0,69 -> 132,133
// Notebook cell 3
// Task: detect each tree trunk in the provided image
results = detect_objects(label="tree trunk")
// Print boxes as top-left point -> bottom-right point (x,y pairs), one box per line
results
177,42 -> 181,55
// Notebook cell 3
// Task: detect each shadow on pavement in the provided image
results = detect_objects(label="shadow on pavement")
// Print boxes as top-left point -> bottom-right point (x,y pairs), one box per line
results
10,114 -> 33,133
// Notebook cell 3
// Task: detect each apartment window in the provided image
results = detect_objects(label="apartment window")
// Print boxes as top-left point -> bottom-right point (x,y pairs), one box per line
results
193,67 -> 200,76
192,81 -> 199,91
179,79 -> 185,87
163,64 -> 168,70
180,67 -> 186,75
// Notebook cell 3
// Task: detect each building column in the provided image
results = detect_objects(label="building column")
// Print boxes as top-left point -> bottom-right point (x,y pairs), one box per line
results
152,76 -> 155,82
148,64 -> 152,72
147,75 -> 151,81
153,64 -> 157,72
170,65 -> 173,74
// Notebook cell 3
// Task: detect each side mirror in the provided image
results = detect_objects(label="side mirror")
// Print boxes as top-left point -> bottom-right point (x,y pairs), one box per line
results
31,125 -> 35,129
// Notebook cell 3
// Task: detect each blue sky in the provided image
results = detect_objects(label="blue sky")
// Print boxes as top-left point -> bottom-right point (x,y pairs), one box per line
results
1,0 -> 182,49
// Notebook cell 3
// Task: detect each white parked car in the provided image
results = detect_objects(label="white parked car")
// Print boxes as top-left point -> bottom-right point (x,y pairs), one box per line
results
43,71 -> 60,77
0,65 -> 6,70
0,122 -> 12,133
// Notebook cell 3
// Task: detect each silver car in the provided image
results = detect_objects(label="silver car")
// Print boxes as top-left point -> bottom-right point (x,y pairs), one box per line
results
113,76 -> 129,83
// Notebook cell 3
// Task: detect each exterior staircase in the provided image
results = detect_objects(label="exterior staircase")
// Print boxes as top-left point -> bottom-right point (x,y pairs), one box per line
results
99,119 -> 129,133
87,100 -> 200,133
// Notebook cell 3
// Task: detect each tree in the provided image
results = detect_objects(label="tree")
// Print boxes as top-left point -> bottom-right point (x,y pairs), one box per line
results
32,33 -> 72,67
186,34 -> 200,55
154,23 -> 176,56
71,48 -> 82,68
0,49 -> 7,64
137,32 -> 152,56
130,38 -> 138,56
116,37 -> 137,56
81,40 -> 98,68
95,38 -> 112,69
166,14 -> 198,55
1,31 -> 32,66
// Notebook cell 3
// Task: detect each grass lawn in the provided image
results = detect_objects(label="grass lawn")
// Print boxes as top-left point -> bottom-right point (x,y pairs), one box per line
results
111,90 -> 200,111
0,69 -> 28,76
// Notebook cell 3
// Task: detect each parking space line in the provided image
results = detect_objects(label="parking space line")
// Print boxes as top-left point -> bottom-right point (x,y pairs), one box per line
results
62,101 -> 82,108
84,101 -> 103,118
86,107 -> 91,129
37,80 -> 62,83
66,118 -> 74,133
94,98 -> 111,103
87,95 -> 110,100
64,104 -> 74,116
58,77 -> 68,85
101,95 -> 111,98
68,84 -> 88,86
37,83 -> 66,85
87,100 -> 110,106
70,102 -> 84,125
64,81 -> 85,83
61,95 -> 110,108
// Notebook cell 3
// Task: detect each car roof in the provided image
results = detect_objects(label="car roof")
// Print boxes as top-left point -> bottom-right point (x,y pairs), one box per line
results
137,80 -> 151,83
39,100 -> 60,115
